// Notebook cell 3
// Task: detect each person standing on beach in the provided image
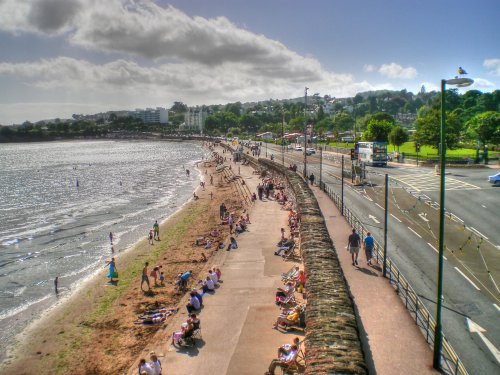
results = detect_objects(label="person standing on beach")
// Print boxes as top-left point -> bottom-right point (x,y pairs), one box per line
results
109,232 -> 113,244
148,230 -> 154,245
54,277 -> 59,294
105,257 -> 117,283
153,220 -> 160,241
219,203 -> 226,220
141,262 -> 150,291
186,169 -> 190,177
347,228 -> 361,266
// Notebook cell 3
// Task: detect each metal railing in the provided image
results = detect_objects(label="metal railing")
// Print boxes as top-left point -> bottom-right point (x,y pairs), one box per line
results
320,181 -> 469,375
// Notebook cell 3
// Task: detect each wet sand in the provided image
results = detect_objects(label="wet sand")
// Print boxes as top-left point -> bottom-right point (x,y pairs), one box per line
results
1,150 -> 248,375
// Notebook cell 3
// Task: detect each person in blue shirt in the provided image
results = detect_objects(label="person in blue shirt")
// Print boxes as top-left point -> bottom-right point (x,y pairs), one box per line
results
363,232 -> 375,266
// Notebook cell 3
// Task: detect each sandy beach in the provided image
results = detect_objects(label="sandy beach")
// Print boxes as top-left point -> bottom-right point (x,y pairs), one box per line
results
1,146 -> 249,375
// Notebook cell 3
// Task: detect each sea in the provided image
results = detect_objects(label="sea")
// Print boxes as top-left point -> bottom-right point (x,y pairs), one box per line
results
0,139 -> 205,361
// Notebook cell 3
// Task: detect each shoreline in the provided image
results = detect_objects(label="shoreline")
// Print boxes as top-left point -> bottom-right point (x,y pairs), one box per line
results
1,149 -> 247,374
1,163 -> 203,364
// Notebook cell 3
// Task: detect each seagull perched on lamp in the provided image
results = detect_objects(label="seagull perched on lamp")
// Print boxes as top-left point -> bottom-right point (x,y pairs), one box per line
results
458,67 -> 468,75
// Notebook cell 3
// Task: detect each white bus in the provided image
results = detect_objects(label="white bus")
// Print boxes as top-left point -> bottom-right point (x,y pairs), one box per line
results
356,141 -> 387,166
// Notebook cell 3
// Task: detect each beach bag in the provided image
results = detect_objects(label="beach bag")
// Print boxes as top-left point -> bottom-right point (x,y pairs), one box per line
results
112,271 -> 118,278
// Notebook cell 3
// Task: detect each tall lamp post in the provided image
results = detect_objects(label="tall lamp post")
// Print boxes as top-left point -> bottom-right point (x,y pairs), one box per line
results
433,76 -> 473,371
303,87 -> 309,178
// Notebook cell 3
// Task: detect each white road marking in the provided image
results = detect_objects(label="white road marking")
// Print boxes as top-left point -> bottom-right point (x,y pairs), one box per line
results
364,195 -> 373,202
390,214 -> 402,222
469,227 -> 489,240
375,203 -> 384,210
466,318 -> 500,365
494,304 -> 500,313
455,267 -> 480,290
427,243 -> 448,260
419,213 -> 429,222
408,227 -> 422,238
369,215 -> 380,224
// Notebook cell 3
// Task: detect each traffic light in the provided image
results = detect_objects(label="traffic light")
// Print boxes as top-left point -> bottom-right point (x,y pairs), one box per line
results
415,143 -> 421,153
350,148 -> 356,160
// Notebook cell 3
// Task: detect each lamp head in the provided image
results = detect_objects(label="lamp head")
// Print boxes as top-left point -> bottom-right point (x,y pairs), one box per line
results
445,77 -> 474,87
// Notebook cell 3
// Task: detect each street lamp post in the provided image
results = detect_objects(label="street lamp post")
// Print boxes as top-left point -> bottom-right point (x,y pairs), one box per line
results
303,87 -> 309,178
282,112 -> 285,166
433,76 -> 473,371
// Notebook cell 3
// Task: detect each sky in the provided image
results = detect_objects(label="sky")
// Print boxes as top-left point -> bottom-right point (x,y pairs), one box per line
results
0,0 -> 499,125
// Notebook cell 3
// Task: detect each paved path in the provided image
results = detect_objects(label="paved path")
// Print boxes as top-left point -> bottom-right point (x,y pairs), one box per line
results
129,162 -> 302,375
311,184 -> 439,375
129,157 -> 439,375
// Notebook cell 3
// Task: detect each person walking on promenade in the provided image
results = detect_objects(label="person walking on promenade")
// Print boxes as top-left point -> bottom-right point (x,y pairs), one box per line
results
364,231 -> 375,266
309,173 -> 315,186
347,228 -> 361,266
141,262 -> 151,292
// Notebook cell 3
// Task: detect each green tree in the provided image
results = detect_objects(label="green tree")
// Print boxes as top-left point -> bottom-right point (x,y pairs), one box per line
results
170,101 -> 188,113
204,112 -> 238,135
466,111 -> 500,145
413,109 -> 463,150
239,114 -> 262,135
316,105 -> 326,121
363,120 -> 394,142
332,111 -> 354,132
388,126 -> 409,151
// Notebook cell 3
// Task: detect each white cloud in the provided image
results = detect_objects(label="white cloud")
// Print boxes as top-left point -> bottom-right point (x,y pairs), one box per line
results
379,63 -> 417,79
483,59 -> 500,76
0,0 -> 391,124
363,64 -> 374,73
471,77 -> 495,89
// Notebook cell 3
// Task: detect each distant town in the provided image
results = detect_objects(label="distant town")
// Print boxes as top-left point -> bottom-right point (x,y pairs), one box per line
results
1,88 -> 498,161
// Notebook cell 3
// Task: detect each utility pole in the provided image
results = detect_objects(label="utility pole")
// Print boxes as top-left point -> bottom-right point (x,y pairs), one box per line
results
282,112 -> 285,166
319,146 -> 323,189
383,173 -> 388,277
341,155 -> 345,216
303,87 -> 308,178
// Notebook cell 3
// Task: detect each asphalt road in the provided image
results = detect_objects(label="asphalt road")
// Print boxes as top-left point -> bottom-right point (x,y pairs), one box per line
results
261,144 -> 500,375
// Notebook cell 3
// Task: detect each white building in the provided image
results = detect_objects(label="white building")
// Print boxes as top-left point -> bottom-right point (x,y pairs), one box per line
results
181,107 -> 208,134
129,107 -> 168,124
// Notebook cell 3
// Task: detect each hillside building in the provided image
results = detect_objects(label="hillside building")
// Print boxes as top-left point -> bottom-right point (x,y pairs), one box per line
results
129,107 -> 168,124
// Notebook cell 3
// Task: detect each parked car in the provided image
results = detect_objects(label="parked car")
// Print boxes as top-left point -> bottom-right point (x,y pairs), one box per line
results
306,148 -> 316,155
295,146 -> 303,152
488,172 -> 500,186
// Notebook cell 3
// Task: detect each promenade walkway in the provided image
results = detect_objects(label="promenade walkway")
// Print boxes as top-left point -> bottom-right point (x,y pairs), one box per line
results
311,184 -> 439,375
128,156 -> 439,375
129,161 -> 301,375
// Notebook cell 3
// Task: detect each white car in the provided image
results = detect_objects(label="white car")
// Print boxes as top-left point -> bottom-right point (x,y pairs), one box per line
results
488,172 -> 500,186
306,148 -> 316,155
295,146 -> 303,152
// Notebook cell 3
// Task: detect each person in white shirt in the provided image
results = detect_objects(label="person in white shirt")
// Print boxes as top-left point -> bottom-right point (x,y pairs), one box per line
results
202,276 -> 215,293
149,352 -> 162,375
208,269 -> 218,284
138,358 -> 154,375
186,291 -> 201,313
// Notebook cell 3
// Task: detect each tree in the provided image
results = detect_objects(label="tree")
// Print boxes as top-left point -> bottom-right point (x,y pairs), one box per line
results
225,102 -> 242,116
363,120 -> 394,142
370,112 -> 396,124
413,109 -> 463,150
466,111 -> 500,145
170,101 -> 187,113
316,105 -> 326,121
239,114 -> 262,135
388,126 -> 409,151
332,112 -> 354,132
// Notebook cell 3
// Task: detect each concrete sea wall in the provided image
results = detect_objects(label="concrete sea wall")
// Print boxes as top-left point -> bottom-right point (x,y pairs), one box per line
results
258,157 -> 367,375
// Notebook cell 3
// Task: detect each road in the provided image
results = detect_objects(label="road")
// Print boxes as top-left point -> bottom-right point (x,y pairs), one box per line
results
260,143 -> 500,375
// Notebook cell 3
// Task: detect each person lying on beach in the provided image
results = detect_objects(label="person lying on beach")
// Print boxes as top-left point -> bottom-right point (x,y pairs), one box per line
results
210,228 -> 219,237
135,312 -> 169,325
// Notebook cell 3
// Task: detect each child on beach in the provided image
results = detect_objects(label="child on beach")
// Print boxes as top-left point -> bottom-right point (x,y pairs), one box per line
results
159,272 -> 165,286
148,230 -> 154,245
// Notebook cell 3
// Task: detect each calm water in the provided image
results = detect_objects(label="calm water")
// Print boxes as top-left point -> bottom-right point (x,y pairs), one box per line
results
0,140 -> 204,360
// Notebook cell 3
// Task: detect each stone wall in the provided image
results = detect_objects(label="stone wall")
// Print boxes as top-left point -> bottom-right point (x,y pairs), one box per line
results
259,159 -> 367,375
